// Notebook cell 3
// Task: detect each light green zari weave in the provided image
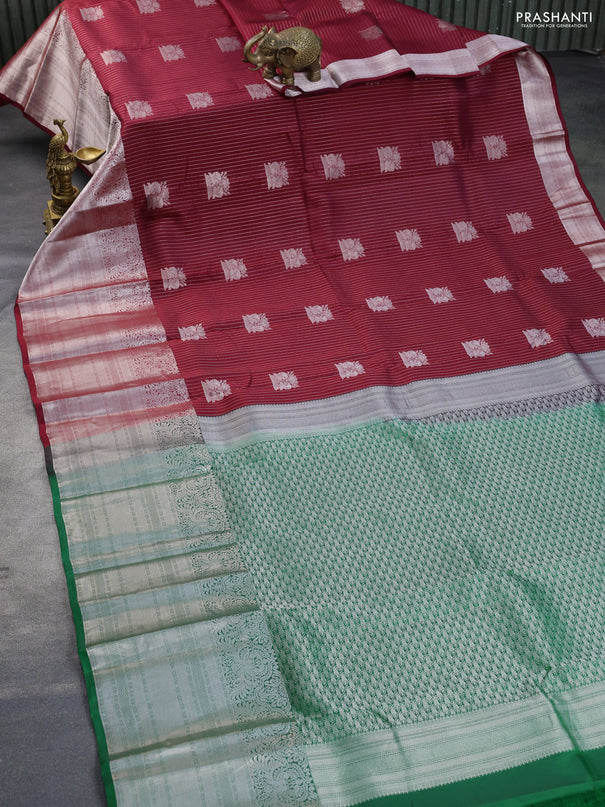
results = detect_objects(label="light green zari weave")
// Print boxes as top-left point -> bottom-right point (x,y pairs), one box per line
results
210,402 -> 605,805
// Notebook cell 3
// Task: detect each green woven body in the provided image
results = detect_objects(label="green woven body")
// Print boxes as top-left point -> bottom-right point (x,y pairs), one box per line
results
212,403 -> 605,745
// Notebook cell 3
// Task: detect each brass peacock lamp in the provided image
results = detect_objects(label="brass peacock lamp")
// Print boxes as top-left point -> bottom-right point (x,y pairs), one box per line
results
44,118 -> 105,233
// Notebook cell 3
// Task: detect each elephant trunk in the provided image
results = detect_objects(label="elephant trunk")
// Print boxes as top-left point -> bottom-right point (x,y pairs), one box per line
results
242,29 -> 266,69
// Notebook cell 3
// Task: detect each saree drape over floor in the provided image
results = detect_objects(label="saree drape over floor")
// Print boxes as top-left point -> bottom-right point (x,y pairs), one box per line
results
2,1 -> 605,804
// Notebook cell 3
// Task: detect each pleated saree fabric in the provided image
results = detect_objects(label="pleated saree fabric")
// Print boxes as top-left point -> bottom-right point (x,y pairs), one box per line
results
2,1 -> 605,805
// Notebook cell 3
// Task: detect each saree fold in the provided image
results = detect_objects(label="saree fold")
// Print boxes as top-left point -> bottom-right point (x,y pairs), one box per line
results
2,1 -> 605,805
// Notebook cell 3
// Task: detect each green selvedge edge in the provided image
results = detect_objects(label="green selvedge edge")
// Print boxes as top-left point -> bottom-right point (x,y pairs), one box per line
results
358,746 -> 605,807
48,463 -> 118,807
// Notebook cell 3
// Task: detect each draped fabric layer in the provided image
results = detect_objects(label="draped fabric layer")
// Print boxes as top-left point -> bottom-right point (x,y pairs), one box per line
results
2,1 -> 605,805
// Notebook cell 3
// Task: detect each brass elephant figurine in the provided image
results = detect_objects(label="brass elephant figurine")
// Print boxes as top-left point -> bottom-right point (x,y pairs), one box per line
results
242,26 -> 322,86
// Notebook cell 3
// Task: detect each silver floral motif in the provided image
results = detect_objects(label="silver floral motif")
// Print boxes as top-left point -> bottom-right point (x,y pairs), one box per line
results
161,266 -> 186,290
152,415 -> 202,452
211,612 -> 293,722
235,644 -> 276,685
399,349 -> 428,368
131,348 -> 177,380
281,248 -> 307,269
243,313 -> 271,333
136,0 -> 160,13
170,475 -> 230,536
211,610 -> 261,646
265,162 -> 290,190
187,92 -> 214,109
583,318 -> 605,337
360,25 -> 384,40
366,296 -> 394,312
202,378 -> 232,402
484,276 -> 513,293
321,153 -> 346,180
270,371 -> 299,391
246,84 -> 273,100
240,723 -> 300,756
483,135 -> 508,160
396,228 -> 422,251
89,146 -> 133,209
340,0 -> 365,11
80,6 -> 104,21
101,50 -> 126,65
248,748 -> 320,806
462,339 -> 492,358
437,18 -> 457,31
143,380 -> 190,409
451,220 -> 478,243
377,146 -> 401,173
221,258 -> 248,281
107,283 -> 150,313
339,238 -> 365,261
122,324 -> 165,348
144,180 -> 170,209
159,44 -> 185,62
336,360 -> 364,379
161,445 -> 211,477
100,226 -> 146,279
523,328 -> 553,348
183,578 -> 254,622
216,36 -> 242,52
507,211 -> 533,234
178,323 -> 206,340
542,266 -> 570,284
305,305 -> 333,324
205,171 -> 230,200
426,287 -> 454,304
126,100 -> 153,120
190,546 -> 244,578
433,140 -> 455,166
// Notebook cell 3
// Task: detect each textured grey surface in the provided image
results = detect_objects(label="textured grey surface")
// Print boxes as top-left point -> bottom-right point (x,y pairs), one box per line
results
0,111 -> 106,805
0,0 -> 62,67
545,51 -> 605,216
0,51 -> 603,806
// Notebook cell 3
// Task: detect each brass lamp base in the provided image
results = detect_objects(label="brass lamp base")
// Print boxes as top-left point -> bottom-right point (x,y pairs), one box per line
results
43,193 -> 79,235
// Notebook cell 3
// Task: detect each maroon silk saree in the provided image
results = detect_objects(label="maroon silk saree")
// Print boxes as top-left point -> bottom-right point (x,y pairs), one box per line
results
2,2 -> 605,805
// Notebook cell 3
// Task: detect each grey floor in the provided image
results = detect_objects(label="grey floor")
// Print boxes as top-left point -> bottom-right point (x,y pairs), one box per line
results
0,51 -> 604,806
